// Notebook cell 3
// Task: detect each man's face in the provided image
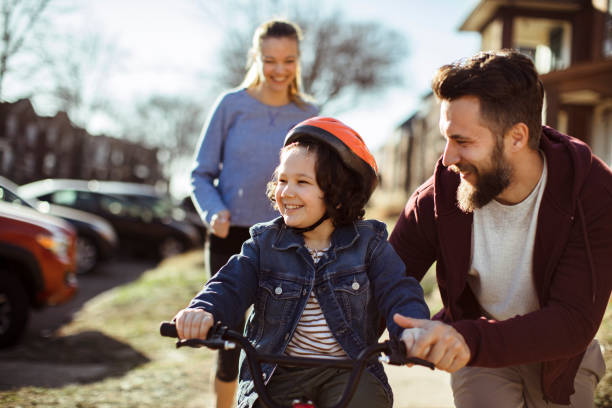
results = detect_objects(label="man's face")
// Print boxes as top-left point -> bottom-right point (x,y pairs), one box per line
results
439,96 -> 512,212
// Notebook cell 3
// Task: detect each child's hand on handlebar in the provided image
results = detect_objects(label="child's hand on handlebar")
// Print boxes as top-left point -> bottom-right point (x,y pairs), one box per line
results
174,308 -> 215,340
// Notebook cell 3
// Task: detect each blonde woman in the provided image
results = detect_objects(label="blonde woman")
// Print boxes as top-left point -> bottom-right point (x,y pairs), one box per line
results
190,19 -> 318,408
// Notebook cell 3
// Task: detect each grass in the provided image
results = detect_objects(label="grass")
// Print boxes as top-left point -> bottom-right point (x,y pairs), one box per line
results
0,241 -> 609,407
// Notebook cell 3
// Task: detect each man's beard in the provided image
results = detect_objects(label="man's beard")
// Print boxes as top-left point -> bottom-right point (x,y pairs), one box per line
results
452,142 -> 512,213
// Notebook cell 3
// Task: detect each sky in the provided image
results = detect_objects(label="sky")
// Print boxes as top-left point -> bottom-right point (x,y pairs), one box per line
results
68,0 -> 482,141
16,0 -> 483,196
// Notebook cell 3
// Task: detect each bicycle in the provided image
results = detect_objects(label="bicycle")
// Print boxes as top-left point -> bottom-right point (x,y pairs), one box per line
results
160,321 -> 434,408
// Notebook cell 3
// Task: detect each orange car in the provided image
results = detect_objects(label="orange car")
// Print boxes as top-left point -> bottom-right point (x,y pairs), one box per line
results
0,201 -> 77,347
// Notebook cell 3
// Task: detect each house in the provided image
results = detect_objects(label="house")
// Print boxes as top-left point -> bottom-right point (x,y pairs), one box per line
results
460,0 -> 612,163
0,99 -> 163,186
380,0 -> 612,199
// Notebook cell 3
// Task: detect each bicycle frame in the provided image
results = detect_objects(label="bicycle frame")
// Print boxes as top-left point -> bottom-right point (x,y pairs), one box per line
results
160,321 -> 434,408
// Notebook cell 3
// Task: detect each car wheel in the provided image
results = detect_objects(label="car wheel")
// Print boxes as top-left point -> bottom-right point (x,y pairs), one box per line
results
0,272 -> 30,348
76,235 -> 99,274
158,236 -> 184,259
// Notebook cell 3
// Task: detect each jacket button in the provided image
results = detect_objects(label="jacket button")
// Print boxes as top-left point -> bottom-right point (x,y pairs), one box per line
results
262,373 -> 267,379
275,287 -> 283,295
352,282 -> 360,290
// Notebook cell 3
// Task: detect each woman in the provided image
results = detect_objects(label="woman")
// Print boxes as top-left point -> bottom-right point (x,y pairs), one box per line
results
190,19 -> 318,408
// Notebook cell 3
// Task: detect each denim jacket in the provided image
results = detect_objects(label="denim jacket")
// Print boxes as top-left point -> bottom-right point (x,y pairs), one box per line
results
188,217 -> 430,408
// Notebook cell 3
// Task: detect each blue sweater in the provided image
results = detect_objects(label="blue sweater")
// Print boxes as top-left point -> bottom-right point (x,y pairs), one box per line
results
191,88 -> 319,227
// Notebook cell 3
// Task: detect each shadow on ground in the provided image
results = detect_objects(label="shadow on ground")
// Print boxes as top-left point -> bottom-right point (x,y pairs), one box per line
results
0,257 -> 156,390
0,330 -> 149,389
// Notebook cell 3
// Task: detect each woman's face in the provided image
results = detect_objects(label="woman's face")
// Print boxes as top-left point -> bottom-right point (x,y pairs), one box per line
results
257,36 -> 299,94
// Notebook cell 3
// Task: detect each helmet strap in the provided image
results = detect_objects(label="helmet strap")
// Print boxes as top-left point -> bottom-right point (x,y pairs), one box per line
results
289,213 -> 330,234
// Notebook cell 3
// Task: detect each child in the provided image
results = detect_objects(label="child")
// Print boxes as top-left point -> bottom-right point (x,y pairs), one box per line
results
174,117 -> 430,408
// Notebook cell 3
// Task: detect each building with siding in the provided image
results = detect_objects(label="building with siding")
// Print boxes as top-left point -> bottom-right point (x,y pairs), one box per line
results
0,99 -> 163,187
379,0 -> 612,199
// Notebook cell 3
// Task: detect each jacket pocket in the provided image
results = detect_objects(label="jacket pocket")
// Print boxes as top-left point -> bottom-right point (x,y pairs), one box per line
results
332,268 -> 370,322
258,277 -> 303,330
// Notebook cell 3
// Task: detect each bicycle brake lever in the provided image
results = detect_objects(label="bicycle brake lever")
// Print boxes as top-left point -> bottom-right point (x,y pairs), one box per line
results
177,338 -> 230,349
385,338 -> 435,370
175,321 -> 237,350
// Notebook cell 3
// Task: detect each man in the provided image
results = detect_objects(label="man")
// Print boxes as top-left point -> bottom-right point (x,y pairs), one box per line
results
390,49 -> 611,407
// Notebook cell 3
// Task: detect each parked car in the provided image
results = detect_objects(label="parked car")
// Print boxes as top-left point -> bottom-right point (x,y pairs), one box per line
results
0,201 -> 78,347
58,181 -> 208,244
19,179 -> 201,259
179,195 -> 208,244
0,176 -> 117,274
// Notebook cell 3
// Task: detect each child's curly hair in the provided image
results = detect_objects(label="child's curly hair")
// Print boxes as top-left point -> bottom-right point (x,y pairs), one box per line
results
267,139 -> 373,227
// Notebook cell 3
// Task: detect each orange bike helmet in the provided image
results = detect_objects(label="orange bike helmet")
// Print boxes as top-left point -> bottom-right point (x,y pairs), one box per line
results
284,117 -> 378,197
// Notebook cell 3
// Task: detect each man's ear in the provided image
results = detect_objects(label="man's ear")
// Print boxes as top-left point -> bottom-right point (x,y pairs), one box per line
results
506,122 -> 529,152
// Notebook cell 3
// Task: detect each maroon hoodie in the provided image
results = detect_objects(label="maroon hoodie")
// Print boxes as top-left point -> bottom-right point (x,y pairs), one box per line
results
389,126 -> 612,404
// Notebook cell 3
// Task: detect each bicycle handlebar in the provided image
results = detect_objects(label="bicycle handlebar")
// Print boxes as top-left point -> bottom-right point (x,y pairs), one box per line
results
160,321 -> 434,408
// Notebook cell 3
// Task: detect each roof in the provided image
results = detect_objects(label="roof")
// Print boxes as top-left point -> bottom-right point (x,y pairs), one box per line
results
19,179 -> 164,199
460,0 -> 582,32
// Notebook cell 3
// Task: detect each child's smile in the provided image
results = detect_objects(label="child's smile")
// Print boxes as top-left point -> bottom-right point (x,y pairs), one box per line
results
275,146 -> 327,229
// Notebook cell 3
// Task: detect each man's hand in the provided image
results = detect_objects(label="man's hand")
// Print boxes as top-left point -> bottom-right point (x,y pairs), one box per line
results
395,313 -> 470,373
210,210 -> 231,238
174,308 -> 215,340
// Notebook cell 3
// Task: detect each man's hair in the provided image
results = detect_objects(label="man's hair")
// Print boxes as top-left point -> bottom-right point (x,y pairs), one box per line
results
432,49 -> 544,149
267,140 -> 370,226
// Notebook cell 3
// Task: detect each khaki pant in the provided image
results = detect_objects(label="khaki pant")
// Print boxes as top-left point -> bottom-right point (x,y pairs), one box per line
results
451,340 -> 606,408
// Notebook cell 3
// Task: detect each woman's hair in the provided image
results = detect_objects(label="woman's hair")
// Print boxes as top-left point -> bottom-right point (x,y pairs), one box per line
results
240,19 -> 312,107
432,49 -> 544,149
267,140 -> 371,227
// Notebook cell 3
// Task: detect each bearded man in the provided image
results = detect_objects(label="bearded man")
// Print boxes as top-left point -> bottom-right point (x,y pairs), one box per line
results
390,49 -> 611,408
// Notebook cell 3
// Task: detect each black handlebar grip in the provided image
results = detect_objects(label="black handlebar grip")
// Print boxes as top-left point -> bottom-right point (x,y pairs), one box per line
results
160,321 -> 178,338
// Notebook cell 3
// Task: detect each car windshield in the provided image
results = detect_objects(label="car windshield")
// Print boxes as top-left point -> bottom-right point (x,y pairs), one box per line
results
119,195 -> 175,219
0,184 -> 38,209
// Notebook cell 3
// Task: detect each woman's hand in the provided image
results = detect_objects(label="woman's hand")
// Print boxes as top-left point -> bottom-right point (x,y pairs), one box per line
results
210,210 -> 231,238
174,308 -> 215,340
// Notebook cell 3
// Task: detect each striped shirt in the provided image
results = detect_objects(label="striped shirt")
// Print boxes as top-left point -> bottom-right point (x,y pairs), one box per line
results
285,247 -> 347,359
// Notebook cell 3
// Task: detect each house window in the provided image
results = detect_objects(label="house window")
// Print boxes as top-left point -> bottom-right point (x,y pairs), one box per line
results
514,17 -> 571,73
601,108 -> 612,165
604,0 -> 612,57
517,47 -> 536,61
549,27 -> 564,70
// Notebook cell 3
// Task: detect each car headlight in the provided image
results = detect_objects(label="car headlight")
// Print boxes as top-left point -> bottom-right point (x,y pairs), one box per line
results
36,229 -> 71,263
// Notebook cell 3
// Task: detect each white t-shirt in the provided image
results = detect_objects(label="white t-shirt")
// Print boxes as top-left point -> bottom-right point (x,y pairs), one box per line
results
468,156 -> 548,321
285,246 -> 347,359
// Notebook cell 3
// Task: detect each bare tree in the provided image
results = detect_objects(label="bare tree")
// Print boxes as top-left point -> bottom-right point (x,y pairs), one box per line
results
199,0 -> 408,112
120,95 -> 206,171
0,0 -> 51,99
34,29 -> 124,129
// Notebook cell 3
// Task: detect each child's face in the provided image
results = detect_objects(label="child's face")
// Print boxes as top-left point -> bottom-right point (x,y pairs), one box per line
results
275,146 -> 326,229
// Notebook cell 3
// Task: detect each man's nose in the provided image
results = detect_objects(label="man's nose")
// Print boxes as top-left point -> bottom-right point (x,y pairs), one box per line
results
442,142 -> 458,168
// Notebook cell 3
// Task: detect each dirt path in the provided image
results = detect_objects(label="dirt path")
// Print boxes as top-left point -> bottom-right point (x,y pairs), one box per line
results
387,364 -> 453,408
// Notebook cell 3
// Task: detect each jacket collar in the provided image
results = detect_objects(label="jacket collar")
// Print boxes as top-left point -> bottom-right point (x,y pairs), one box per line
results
539,126 -> 592,216
431,126 -> 595,304
271,218 -> 360,252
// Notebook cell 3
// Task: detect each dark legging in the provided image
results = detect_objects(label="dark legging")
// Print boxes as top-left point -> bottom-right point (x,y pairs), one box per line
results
208,226 -> 251,382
